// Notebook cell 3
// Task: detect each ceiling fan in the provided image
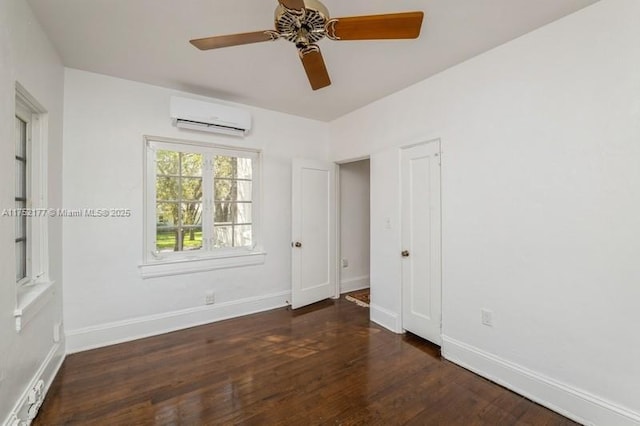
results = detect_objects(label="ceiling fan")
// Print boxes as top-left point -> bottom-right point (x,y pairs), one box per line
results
190,0 -> 424,91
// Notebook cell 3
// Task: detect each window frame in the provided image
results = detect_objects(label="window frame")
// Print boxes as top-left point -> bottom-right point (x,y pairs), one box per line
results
13,83 -> 53,333
141,135 -> 265,278
14,89 -> 49,288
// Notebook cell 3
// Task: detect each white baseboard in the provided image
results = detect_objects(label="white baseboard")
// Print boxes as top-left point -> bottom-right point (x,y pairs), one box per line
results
340,275 -> 370,294
370,303 -> 402,334
3,343 -> 65,426
442,335 -> 640,426
66,291 -> 290,354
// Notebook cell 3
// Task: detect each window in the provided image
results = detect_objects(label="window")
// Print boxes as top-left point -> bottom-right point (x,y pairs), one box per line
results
15,114 -> 29,283
13,91 -> 48,288
142,136 -> 264,277
13,84 -> 52,332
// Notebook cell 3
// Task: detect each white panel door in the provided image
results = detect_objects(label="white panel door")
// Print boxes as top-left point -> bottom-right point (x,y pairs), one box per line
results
401,141 -> 442,345
291,159 -> 336,309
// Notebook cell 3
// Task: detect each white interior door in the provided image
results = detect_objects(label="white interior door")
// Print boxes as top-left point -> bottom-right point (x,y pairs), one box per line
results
401,141 -> 442,345
291,159 -> 336,309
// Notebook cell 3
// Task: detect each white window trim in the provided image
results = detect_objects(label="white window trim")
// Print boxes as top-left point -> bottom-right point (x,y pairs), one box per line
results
14,281 -> 55,333
139,135 -> 265,278
14,83 -> 52,333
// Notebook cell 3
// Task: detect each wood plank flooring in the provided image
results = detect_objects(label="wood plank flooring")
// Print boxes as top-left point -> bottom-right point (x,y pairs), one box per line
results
34,297 -> 578,425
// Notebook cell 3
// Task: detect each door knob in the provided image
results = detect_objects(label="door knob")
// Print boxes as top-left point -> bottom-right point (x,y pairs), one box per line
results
401,250 -> 410,257
295,242 -> 302,248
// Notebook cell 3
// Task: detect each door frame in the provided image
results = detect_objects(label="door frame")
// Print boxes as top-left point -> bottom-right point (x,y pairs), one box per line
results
399,138 -> 443,341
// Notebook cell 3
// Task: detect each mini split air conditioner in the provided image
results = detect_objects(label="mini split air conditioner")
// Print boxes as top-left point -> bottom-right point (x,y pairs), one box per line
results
170,96 -> 252,137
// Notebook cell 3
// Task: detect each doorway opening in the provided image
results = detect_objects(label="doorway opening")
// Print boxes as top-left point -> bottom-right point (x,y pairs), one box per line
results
338,158 -> 371,299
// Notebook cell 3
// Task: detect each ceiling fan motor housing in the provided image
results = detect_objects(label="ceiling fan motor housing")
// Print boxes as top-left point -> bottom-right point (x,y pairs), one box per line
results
275,0 -> 330,47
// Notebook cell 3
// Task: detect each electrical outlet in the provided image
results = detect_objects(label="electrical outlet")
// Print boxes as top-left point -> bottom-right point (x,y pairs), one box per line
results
341,258 -> 348,268
481,309 -> 493,327
205,291 -> 215,305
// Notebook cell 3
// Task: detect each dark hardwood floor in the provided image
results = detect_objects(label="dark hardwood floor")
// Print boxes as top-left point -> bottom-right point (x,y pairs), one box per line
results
34,296 -> 578,425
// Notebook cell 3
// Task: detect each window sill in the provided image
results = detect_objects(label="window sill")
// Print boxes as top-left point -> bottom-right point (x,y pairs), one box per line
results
139,251 -> 266,279
14,281 -> 55,333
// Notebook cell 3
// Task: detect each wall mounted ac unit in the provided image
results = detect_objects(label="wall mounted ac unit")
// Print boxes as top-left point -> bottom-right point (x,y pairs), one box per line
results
170,96 -> 252,137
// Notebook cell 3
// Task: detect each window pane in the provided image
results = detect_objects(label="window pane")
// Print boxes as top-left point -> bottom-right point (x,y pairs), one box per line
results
236,181 -> 252,202
214,155 -> 235,179
182,226 -> 203,251
214,179 -> 233,201
156,177 -> 179,201
236,203 -> 252,223
15,117 -> 26,158
236,157 -> 252,179
214,202 -> 233,224
214,156 -> 252,179
181,153 -> 203,177
214,226 -> 233,248
158,227 -> 204,252
16,240 -> 26,281
181,202 -> 202,226
15,160 -> 25,198
157,202 -> 179,227
15,211 -> 25,240
156,150 -> 179,176
234,225 -> 252,247
156,227 -> 178,252
214,180 -> 251,202
157,228 -> 203,252
181,177 -> 202,201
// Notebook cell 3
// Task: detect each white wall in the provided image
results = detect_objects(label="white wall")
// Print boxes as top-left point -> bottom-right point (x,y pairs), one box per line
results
339,160 -> 370,293
0,0 -> 65,423
330,0 -> 640,424
62,68 -> 330,352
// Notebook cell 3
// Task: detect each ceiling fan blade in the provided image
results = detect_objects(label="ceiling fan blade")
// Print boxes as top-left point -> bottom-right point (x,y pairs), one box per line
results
326,12 -> 424,41
299,46 -> 331,91
278,0 -> 305,12
190,31 -> 277,50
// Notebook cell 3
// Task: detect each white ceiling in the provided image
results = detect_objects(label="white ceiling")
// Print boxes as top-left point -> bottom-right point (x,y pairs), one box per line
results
27,0 -> 599,121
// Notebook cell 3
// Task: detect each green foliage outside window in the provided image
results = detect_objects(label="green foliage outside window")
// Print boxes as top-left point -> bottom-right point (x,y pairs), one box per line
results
155,149 -> 252,252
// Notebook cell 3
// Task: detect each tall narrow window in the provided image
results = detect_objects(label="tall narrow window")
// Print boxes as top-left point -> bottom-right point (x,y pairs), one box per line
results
15,115 -> 28,283
145,136 -> 261,267
13,85 -> 51,332
13,86 -> 48,290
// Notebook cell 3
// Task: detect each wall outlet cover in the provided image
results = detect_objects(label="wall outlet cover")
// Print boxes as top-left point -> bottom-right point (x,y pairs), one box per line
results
481,309 -> 493,327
